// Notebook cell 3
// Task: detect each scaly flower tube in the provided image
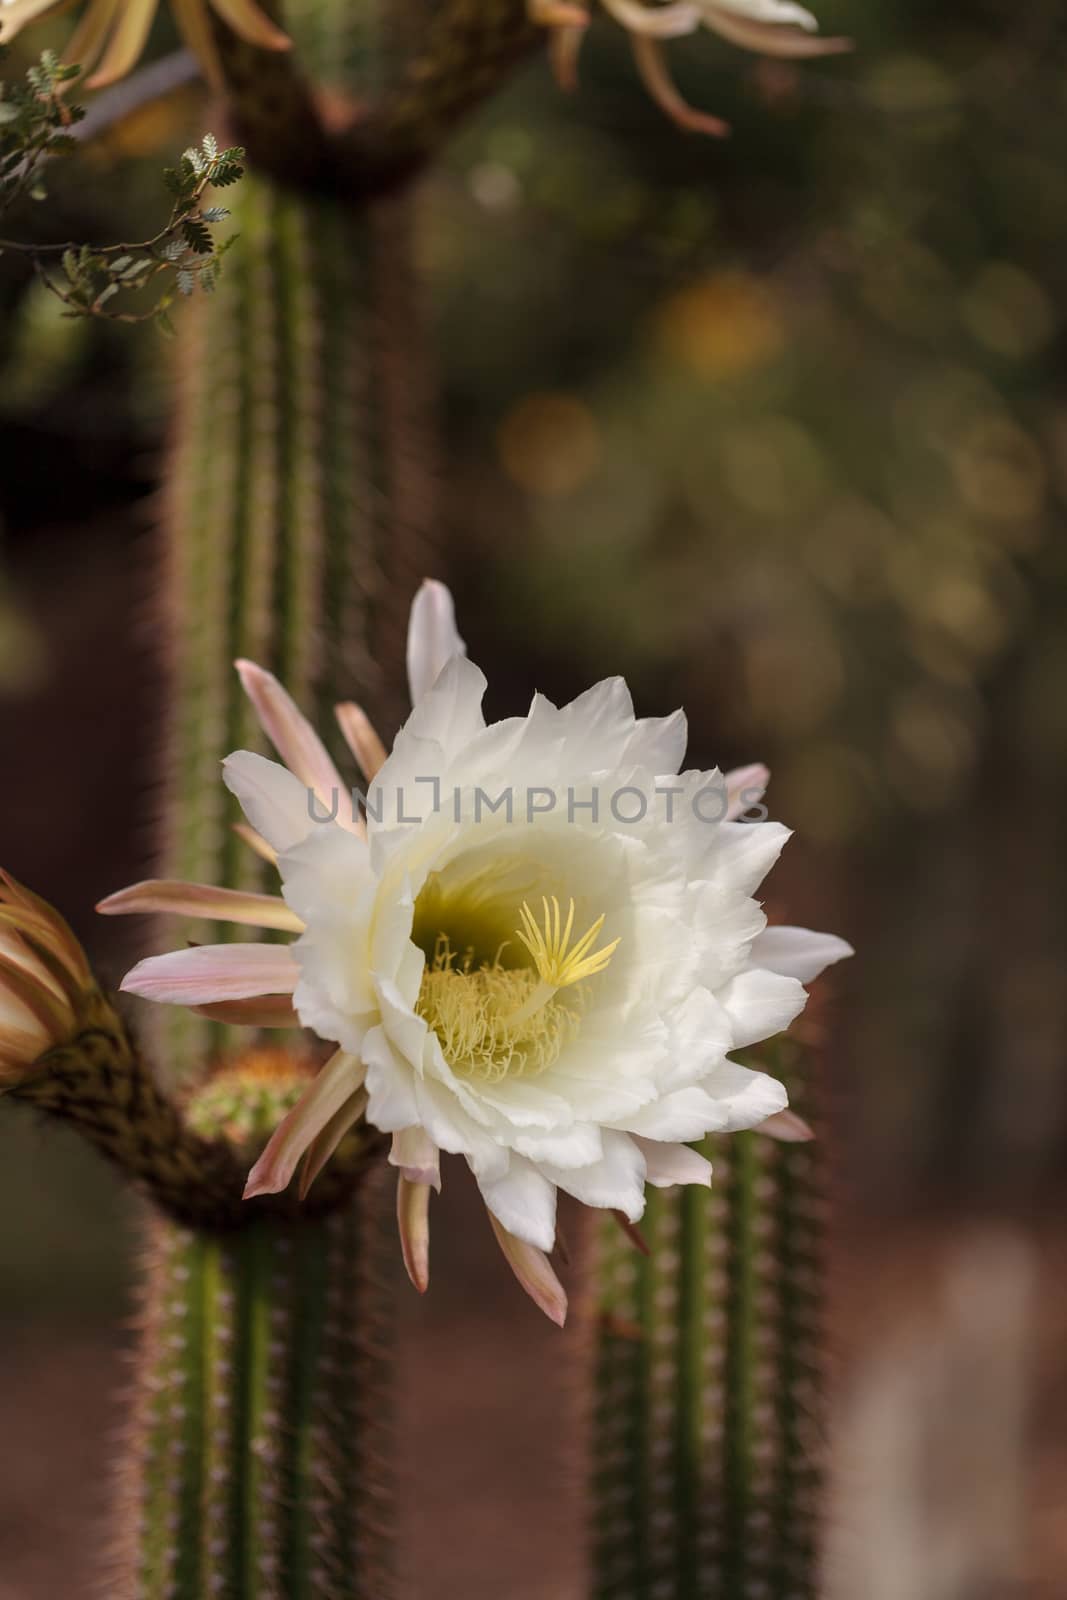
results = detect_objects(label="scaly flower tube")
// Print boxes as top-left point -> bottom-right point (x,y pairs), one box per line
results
102,580 -> 852,1323
535,0 -> 851,136
0,0 -> 289,89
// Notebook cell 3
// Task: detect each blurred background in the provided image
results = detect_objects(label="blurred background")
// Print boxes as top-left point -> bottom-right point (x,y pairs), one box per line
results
0,0 -> 1064,1594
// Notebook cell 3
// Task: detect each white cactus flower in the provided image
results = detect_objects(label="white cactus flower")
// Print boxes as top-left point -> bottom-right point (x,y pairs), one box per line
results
105,580 -> 852,1323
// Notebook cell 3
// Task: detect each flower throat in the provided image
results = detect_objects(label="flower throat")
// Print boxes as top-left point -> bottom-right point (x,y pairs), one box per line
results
416,895 -> 619,1083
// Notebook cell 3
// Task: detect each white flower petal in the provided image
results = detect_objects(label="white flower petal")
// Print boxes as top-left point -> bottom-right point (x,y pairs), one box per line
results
411,1075 -> 510,1180
479,1155 -> 558,1252
749,925 -> 853,983
718,967 -> 807,1048
621,707 -> 688,775
555,676 -> 639,772
723,762 -> 769,820
120,943 -> 299,1005
704,818 -> 792,896
541,1130 -> 647,1222
374,657 -> 488,830
621,1085 -> 729,1141
757,1108 -> 814,1143
633,1136 -> 713,1188
406,579 -> 468,703
235,660 -> 355,829
513,1122 -> 604,1169
361,1024 -> 421,1132
223,750 -> 317,852
702,1058 -> 789,1129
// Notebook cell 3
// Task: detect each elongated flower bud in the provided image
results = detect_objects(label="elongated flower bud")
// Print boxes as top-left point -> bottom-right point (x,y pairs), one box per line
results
0,870 -> 92,1085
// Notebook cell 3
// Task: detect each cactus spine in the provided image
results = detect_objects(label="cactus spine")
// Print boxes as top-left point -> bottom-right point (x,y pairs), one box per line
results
592,1037 -> 825,1598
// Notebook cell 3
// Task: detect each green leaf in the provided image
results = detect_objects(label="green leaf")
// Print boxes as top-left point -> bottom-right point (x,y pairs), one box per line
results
181,218 -> 213,255
210,161 -> 244,189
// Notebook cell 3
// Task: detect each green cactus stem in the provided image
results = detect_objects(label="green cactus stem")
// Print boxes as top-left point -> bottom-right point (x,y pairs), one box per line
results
156,8 -> 435,1079
107,3 -> 440,1593
107,1056 -> 396,1600
207,0 -> 539,193
592,1034 -> 826,1599
10,1001 -> 382,1228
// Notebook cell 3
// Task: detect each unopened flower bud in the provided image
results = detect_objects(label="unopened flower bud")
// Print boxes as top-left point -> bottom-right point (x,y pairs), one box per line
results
0,870 -> 93,1087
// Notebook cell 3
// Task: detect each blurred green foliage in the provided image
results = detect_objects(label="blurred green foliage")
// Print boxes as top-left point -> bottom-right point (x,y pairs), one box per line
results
423,0 -> 1067,1189
434,0 -> 1067,837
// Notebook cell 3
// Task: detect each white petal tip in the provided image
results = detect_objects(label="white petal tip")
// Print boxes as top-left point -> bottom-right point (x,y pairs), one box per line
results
758,1109 -> 816,1143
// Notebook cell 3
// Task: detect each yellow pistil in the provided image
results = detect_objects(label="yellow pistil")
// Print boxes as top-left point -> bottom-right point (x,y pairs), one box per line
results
508,896 -> 620,1029
516,896 -> 620,987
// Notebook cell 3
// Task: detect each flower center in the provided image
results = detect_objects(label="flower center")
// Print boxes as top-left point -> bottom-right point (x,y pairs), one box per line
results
415,893 -> 619,1083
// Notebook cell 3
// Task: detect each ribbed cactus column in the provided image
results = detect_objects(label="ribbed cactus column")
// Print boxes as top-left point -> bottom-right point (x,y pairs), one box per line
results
592,1036 -> 825,1599
112,1060 -> 395,1600
117,2 -> 431,1593
153,0 -> 433,1077
158,173 -> 429,1072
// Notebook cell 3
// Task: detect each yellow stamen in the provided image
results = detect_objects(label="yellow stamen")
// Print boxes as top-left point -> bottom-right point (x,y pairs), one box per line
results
417,936 -> 581,1083
413,896 -> 618,1082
